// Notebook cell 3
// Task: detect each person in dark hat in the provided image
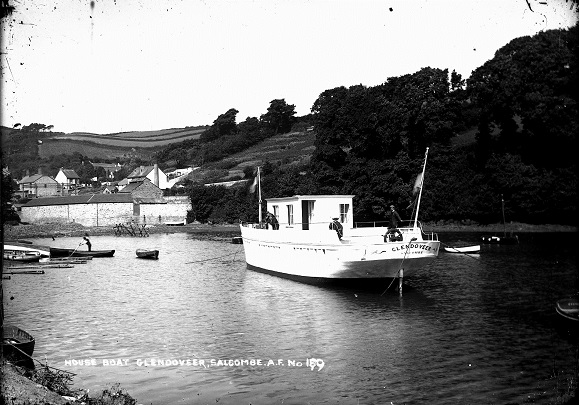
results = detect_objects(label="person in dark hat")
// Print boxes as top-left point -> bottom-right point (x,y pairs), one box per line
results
388,205 -> 402,228
82,232 -> 92,252
385,205 -> 403,242
329,217 -> 343,240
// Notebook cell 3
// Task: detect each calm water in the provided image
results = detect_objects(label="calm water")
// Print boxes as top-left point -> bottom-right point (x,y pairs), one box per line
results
3,231 -> 578,405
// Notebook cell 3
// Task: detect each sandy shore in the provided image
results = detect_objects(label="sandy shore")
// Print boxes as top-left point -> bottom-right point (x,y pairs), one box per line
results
3,222 -> 241,241
3,221 -> 576,241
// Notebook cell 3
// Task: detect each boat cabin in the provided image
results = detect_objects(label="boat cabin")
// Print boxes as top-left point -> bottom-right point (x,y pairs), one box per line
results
265,195 -> 354,231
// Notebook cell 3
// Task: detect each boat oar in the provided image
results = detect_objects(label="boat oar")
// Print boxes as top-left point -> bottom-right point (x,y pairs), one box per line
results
441,242 -> 480,260
66,242 -> 83,258
381,237 -> 417,296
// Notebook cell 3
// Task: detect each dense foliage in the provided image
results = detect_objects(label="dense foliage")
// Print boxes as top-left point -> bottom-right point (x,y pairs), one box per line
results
1,161 -> 20,224
189,25 -> 577,226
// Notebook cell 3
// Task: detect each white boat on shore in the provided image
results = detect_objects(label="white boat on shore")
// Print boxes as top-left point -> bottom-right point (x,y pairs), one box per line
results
239,149 -> 440,284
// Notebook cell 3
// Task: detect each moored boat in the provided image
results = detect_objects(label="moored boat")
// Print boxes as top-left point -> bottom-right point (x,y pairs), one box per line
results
3,243 -> 51,258
481,195 -> 519,245
443,245 -> 481,254
2,325 -> 35,365
49,247 -> 115,258
556,296 -> 579,323
3,252 -> 41,262
136,249 -> 159,259
239,148 -> 440,284
481,235 -> 519,245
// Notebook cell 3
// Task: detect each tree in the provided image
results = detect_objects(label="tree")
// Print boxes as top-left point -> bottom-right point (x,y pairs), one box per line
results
467,25 -> 578,168
1,165 -> 20,224
260,99 -> 296,136
200,108 -> 239,142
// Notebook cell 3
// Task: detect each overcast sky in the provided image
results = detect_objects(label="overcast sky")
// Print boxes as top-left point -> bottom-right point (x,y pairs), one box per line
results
1,0 -> 577,134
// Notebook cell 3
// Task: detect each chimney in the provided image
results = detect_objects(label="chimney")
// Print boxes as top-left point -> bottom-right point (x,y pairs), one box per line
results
153,163 -> 159,187
26,169 -> 30,177
140,165 -> 144,174
37,167 -> 42,175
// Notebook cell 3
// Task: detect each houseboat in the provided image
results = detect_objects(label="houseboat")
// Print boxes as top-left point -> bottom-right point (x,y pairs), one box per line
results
239,149 -> 440,285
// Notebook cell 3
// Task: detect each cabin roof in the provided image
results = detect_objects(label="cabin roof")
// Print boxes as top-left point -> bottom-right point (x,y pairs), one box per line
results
266,195 -> 355,203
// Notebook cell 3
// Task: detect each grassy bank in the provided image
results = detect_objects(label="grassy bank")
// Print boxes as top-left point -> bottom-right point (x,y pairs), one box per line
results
1,361 -> 138,405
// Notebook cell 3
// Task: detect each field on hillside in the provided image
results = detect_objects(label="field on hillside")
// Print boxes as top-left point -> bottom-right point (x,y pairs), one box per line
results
208,130 -> 316,180
51,126 -> 207,147
35,126 -> 208,160
37,139 -> 155,160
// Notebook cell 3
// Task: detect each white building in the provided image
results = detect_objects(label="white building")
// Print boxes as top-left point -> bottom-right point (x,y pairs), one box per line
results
125,164 -> 170,190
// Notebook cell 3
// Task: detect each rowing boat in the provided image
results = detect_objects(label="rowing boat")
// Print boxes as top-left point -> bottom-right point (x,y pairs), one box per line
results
3,252 -> 41,262
443,245 -> 481,254
136,249 -> 159,259
2,326 -> 35,365
50,247 -> 115,258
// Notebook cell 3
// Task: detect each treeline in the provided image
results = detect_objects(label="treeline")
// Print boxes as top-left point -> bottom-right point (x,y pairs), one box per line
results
189,25 -> 578,226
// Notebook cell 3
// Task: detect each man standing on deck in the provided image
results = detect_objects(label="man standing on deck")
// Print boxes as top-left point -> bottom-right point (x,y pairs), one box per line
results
388,205 -> 402,228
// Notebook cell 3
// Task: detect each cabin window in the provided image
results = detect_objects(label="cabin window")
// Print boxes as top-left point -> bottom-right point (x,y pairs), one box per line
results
272,205 -> 279,221
340,204 -> 349,223
287,204 -> 294,225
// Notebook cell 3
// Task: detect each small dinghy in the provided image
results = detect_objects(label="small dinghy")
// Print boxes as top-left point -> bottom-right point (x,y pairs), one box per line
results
3,252 -> 41,262
443,245 -> 481,254
136,249 -> 159,259
2,326 -> 35,365
556,297 -> 579,323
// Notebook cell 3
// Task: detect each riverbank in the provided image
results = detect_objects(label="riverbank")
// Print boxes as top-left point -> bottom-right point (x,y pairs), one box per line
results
1,361 -> 138,405
2,221 -> 576,241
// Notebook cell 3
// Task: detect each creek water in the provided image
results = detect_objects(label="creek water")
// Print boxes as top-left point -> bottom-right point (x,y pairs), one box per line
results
3,231 -> 578,404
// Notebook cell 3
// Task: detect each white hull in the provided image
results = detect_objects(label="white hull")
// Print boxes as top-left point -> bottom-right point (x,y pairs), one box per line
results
443,245 -> 481,254
4,243 -> 51,258
240,225 -> 439,280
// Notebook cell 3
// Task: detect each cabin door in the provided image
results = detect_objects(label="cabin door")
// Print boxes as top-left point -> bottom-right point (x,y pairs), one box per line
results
301,200 -> 314,230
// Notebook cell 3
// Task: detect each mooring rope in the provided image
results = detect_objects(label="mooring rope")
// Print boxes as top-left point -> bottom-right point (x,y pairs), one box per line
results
185,246 -> 243,264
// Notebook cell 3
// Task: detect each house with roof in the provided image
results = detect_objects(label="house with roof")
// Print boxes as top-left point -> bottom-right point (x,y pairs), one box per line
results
55,168 -> 81,194
103,185 -> 118,194
90,161 -> 122,180
118,178 -> 163,200
126,164 -> 169,190
17,171 -> 59,198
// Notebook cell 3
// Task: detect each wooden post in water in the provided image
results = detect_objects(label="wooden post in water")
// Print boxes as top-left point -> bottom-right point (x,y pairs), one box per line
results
399,268 -> 403,296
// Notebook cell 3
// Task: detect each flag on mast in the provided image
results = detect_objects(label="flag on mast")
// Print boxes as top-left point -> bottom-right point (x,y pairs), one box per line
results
413,173 -> 423,195
250,175 -> 258,193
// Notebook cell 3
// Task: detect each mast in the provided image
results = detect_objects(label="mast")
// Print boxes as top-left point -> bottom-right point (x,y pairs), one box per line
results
258,166 -> 262,223
413,147 -> 429,229
501,194 -> 506,236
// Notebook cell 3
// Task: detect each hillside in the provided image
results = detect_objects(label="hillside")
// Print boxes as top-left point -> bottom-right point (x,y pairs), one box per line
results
188,130 -> 316,183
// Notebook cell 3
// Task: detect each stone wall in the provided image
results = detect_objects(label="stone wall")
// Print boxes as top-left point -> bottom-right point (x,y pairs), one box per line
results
21,203 -> 134,226
138,196 -> 190,224
20,196 -> 190,226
